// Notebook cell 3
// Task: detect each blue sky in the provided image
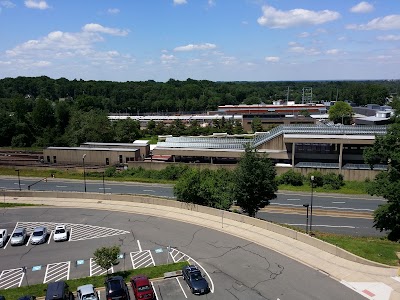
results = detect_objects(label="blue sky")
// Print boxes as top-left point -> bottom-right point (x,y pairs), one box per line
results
1,0 -> 400,82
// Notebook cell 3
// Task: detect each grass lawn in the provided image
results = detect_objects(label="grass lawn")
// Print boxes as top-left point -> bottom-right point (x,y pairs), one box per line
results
278,180 -> 368,195
316,232 -> 400,266
1,262 -> 188,300
0,202 -> 37,208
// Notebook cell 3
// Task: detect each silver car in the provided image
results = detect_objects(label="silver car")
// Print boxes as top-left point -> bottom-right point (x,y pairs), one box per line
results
11,228 -> 27,246
77,284 -> 99,300
30,226 -> 48,245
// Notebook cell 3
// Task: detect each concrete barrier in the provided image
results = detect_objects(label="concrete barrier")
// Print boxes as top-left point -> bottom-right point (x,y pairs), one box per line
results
4,190 -> 391,268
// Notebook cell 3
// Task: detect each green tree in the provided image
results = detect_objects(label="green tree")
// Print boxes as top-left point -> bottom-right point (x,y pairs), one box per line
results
328,101 -> 353,124
233,144 -> 278,217
364,121 -> 400,241
113,119 -> 141,143
32,97 -> 55,129
93,245 -> 120,276
251,117 -> 263,133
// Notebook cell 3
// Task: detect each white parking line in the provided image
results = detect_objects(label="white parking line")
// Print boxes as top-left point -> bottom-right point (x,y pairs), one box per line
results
43,261 -> 70,283
4,227 -> 17,249
137,240 -> 142,252
90,258 -> 113,276
130,250 -> 155,269
0,268 -> 24,289
68,227 -> 72,241
151,282 -> 159,300
26,235 -> 31,246
48,231 -> 53,244
176,278 -> 187,298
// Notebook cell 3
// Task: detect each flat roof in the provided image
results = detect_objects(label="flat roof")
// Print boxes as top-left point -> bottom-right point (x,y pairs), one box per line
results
284,134 -> 376,140
46,147 -> 138,152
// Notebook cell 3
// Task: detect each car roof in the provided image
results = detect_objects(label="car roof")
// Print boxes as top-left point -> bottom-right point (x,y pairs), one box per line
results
55,225 -> 66,229
33,226 -> 46,231
131,275 -> 150,285
77,284 -> 94,294
14,228 -> 26,233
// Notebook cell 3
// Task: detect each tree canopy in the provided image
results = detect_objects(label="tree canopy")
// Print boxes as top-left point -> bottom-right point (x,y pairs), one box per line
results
328,101 -> 353,124
233,145 -> 278,217
364,100 -> 400,241
93,245 -> 120,275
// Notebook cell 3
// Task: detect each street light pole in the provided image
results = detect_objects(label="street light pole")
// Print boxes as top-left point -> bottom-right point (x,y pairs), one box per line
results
102,172 -> 105,194
82,154 -> 87,193
303,204 -> 309,234
310,175 -> 315,234
15,169 -> 21,191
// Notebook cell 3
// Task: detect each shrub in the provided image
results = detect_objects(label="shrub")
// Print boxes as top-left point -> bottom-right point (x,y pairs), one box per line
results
322,173 -> 344,190
308,171 -> 324,187
104,166 -> 117,177
278,170 -> 304,186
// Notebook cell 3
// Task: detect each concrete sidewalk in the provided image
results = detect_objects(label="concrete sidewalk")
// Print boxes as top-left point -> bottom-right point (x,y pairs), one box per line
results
5,196 -> 400,300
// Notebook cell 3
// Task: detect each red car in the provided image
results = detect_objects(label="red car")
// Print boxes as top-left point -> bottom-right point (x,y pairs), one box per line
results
130,275 -> 154,300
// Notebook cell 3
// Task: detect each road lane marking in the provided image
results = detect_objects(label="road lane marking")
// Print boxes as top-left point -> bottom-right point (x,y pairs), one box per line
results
269,203 -> 374,212
287,199 -> 300,201
176,278 -> 187,298
277,192 -> 385,202
286,223 -> 356,228
56,186 -> 67,188
143,189 -> 155,192
137,240 -> 142,252
332,201 -> 346,204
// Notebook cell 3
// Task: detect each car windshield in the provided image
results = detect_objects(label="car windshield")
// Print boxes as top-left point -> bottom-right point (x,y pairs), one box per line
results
109,280 -> 122,290
13,232 -> 23,237
82,293 -> 96,300
137,285 -> 150,292
33,230 -> 43,236
190,272 -> 203,281
0,234 -> 3,238
55,229 -> 65,234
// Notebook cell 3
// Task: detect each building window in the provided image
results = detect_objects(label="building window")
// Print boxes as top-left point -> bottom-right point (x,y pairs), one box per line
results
53,156 -> 57,163
119,155 -> 123,164
106,158 -> 109,165
47,156 -> 50,163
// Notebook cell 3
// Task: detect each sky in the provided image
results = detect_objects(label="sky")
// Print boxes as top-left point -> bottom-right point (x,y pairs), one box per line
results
1,0 -> 400,82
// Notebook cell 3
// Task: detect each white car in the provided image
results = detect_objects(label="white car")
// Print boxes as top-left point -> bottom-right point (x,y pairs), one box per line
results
0,229 -> 8,247
77,284 -> 99,300
53,225 -> 68,242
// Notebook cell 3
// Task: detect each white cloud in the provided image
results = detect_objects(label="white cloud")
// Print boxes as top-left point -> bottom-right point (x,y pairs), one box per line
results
32,60 -> 51,67
160,54 -> 177,64
350,2 -> 374,14
207,0 -> 215,8
289,45 -> 321,55
173,0 -> 187,5
174,43 -> 216,51
1,1 -> 16,8
347,15 -> 400,30
257,5 -> 340,28
107,8 -> 120,15
82,23 -> 129,36
298,32 -> 310,38
377,35 -> 400,41
265,56 -> 280,62
326,49 -> 340,55
24,0 -> 49,10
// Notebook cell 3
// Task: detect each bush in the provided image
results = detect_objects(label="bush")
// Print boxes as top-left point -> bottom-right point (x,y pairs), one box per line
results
308,171 -> 324,187
104,166 -> 117,177
322,173 -> 344,190
278,170 -> 304,186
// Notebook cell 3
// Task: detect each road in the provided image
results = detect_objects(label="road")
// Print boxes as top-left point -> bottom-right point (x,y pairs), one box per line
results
0,207 -> 365,300
0,176 -> 385,236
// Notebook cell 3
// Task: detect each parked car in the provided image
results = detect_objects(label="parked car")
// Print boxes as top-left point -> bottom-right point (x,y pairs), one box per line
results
0,229 -> 8,247
130,275 -> 154,300
30,226 -> 48,245
105,276 -> 130,300
11,228 -> 27,246
53,225 -> 68,242
17,296 -> 36,300
0,295 -> 5,300
182,265 -> 210,295
77,284 -> 99,300
45,281 -> 71,300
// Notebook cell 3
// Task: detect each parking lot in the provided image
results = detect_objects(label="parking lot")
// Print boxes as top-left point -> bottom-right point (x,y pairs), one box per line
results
0,220 -> 213,299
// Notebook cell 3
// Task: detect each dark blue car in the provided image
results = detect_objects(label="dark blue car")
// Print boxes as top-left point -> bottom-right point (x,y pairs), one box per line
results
182,265 -> 210,295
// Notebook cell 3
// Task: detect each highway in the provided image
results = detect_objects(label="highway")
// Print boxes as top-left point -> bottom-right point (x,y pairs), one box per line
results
0,176 -> 385,236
